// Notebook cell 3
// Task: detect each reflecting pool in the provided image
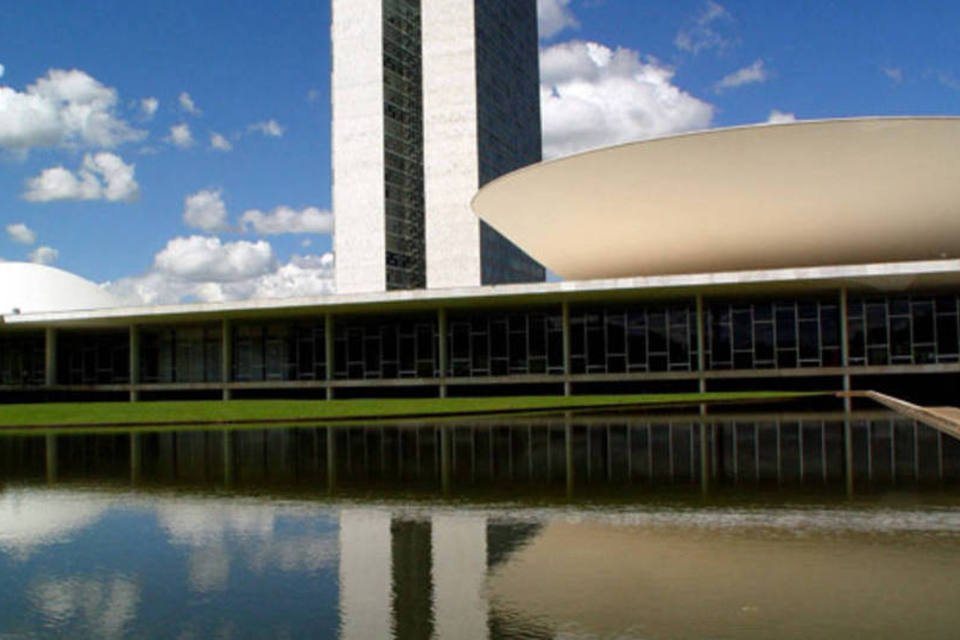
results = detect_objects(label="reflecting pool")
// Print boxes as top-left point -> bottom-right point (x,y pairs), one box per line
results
2,410 -> 960,638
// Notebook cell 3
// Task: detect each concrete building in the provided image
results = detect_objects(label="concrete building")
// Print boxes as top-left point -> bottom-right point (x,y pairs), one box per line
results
332,0 -> 545,293
3,118 -> 960,402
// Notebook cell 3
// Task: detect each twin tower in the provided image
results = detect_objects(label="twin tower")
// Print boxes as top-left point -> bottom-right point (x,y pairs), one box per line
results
332,0 -> 546,293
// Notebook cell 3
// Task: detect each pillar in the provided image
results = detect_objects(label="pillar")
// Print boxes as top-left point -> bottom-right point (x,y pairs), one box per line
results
128,325 -> 140,402
221,319 -> 232,401
438,307 -> 448,399
562,300 -> 571,396
44,327 -> 57,388
325,314 -> 334,401
695,294 -> 707,415
839,287 -> 852,412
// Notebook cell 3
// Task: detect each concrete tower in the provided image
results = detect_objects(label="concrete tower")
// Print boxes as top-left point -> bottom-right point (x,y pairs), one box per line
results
332,0 -> 545,293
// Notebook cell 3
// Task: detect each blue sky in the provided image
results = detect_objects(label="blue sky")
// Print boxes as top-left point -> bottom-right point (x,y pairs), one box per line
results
1,0 -> 958,303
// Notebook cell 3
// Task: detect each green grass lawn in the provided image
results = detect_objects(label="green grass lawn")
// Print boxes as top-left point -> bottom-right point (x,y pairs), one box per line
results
0,391 -> 827,431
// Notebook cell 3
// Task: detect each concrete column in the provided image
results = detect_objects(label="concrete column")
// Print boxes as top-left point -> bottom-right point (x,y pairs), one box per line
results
221,319 -> 232,401
695,294 -> 707,415
562,300 -> 571,396
128,325 -> 140,402
438,307 -> 448,398
325,314 -> 334,401
44,328 -> 57,388
839,287 -> 852,412
432,514 -> 489,640
339,509 -> 393,640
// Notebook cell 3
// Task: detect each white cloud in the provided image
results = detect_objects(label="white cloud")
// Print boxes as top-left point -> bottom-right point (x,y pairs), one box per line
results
540,40 -> 714,158
715,59 -> 767,91
240,206 -> 333,235
6,223 -> 36,245
29,245 -> 58,265
153,236 -> 274,283
538,0 -> 579,40
210,132 -> 232,151
0,63 -> 5,79
104,249 -> 334,305
247,119 -> 284,137
179,91 -> 200,115
766,109 -> 797,124
23,152 -> 140,203
0,68 -> 146,151
183,189 -> 229,232
882,67 -> 903,83
166,123 -> 194,148
140,97 -> 158,119
675,1 -> 735,54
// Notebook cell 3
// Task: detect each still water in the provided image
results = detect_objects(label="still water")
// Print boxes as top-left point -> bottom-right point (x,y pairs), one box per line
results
2,409 -> 960,638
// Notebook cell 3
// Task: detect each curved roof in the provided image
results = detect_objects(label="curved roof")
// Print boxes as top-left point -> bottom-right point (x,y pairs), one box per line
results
472,117 -> 960,280
0,262 -> 119,315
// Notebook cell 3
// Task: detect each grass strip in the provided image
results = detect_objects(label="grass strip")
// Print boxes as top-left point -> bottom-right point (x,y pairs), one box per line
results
0,391 -> 827,432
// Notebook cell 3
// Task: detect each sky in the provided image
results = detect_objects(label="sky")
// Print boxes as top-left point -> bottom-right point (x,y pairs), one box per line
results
1,0 -> 959,304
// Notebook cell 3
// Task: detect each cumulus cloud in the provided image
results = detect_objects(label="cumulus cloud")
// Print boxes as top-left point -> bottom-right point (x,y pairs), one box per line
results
715,59 -> 767,91
183,189 -> 229,232
23,152 -> 140,202
675,1 -> 735,54
538,0 -> 579,40
166,123 -> 193,148
766,109 -> 797,124
0,68 -> 146,151
0,63 -> 5,79
240,206 -> 333,235
104,248 -> 334,304
209,132 -> 232,151
178,91 -> 200,115
153,236 -> 274,282
6,223 -> 36,245
540,40 -> 714,158
29,245 -> 58,265
139,97 -> 158,119
247,119 -> 284,137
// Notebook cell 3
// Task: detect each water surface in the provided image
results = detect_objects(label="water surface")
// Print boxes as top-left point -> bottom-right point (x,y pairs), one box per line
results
2,410 -> 960,638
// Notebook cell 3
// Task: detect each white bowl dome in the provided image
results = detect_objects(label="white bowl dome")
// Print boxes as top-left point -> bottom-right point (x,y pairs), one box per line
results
0,262 -> 119,315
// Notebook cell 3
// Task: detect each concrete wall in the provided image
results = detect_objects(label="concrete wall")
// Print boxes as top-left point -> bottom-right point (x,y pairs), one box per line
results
332,0 -> 387,294
422,0 -> 482,289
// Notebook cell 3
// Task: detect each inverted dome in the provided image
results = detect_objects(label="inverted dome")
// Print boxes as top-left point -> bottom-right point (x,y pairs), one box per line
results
472,117 -> 960,280
0,262 -> 119,315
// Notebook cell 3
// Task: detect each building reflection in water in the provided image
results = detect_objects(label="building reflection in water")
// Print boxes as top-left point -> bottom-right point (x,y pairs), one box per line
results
3,411 -> 960,638
3,411 -> 959,495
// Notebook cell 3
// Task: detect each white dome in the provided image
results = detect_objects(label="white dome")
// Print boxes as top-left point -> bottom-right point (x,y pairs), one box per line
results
0,262 -> 119,315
